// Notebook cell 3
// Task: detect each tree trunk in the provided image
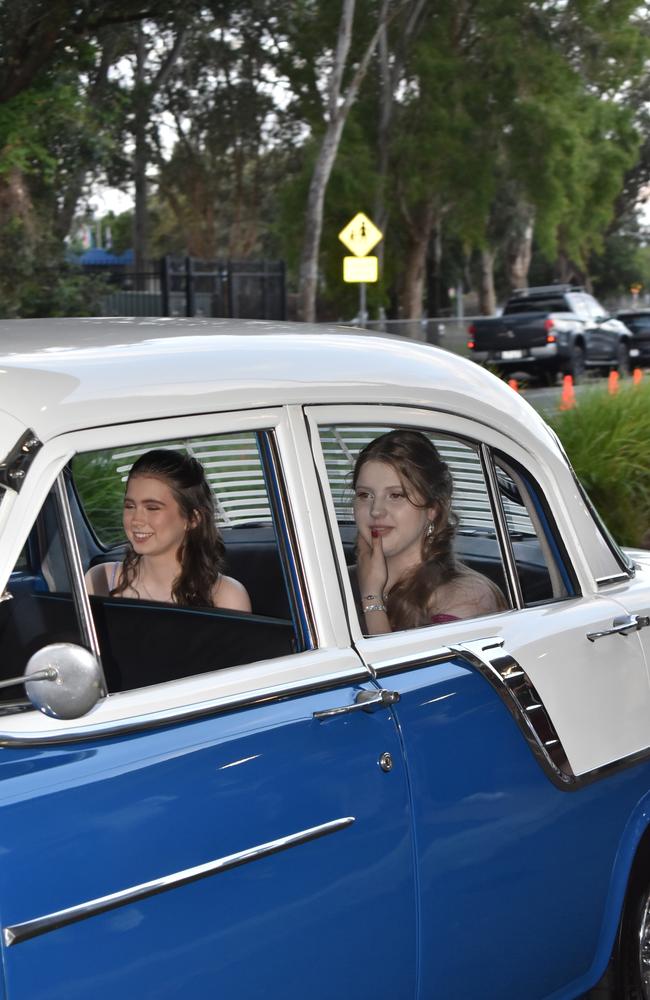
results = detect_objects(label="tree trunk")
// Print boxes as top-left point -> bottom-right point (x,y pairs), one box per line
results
400,203 -> 435,322
298,0 -> 395,322
507,208 -> 535,289
478,247 -> 497,314
133,25 -> 148,277
298,120 -> 347,322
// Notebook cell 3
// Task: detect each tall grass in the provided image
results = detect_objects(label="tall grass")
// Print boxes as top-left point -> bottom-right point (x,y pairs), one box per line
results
548,382 -> 650,547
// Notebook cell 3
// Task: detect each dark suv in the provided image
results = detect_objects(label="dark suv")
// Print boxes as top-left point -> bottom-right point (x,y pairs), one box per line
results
616,310 -> 650,366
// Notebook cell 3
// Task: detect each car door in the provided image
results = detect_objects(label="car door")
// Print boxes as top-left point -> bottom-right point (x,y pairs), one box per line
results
305,404 -> 650,1000
0,408 -> 417,1000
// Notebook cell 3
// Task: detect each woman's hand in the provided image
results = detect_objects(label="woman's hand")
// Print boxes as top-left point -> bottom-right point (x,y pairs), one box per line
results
356,529 -> 388,601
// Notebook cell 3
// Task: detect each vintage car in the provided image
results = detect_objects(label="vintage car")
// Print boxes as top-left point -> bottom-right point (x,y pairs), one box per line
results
1,317 -> 650,1000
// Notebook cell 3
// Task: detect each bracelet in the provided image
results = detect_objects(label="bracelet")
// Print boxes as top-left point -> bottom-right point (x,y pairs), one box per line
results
363,602 -> 387,614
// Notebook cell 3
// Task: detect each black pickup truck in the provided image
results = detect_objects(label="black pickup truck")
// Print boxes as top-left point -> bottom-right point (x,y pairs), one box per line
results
467,285 -> 632,381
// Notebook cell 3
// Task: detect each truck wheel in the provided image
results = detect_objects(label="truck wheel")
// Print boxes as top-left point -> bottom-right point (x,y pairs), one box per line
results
565,345 -> 585,383
620,871 -> 650,999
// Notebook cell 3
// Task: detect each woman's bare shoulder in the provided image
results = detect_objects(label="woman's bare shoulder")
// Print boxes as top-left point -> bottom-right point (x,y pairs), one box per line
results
213,575 -> 252,613
85,561 -> 121,596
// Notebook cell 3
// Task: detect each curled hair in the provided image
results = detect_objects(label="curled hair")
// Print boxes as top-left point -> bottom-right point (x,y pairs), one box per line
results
113,448 -> 225,607
353,429 -> 459,629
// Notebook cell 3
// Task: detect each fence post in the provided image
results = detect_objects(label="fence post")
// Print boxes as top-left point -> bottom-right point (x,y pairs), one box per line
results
227,261 -> 235,317
279,260 -> 287,320
160,255 -> 171,316
262,260 -> 269,319
185,256 -> 195,317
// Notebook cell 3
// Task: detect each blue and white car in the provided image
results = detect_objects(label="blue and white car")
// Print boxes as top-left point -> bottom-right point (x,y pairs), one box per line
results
0,318 -> 649,1000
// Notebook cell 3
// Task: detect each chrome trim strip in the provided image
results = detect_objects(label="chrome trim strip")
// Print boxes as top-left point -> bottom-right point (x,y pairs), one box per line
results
372,636 -> 576,789
53,475 -> 106,689
596,573 -> 633,587
0,430 -> 42,493
450,636 -> 575,788
0,666 -> 370,746
3,816 -> 355,946
479,444 -> 523,610
259,430 -> 318,651
371,646 -> 455,677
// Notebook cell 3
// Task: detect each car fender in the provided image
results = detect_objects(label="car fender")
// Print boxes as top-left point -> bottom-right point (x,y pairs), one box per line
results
584,787 -> 650,988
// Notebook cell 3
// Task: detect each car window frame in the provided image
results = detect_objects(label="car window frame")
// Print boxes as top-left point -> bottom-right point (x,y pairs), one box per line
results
0,407 -> 369,745
305,404 -> 582,654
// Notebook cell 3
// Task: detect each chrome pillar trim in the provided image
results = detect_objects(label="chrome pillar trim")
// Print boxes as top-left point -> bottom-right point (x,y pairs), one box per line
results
451,636 -> 575,788
479,444 -> 524,610
258,431 -> 318,652
3,816 -> 355,946
0,430 -> 42,493
0,666 -> 371,746
53,475 -> 106,692
371,646 -> 456,678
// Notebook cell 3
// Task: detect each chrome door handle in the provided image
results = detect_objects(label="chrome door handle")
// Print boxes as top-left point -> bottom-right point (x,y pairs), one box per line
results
313,688 -> 400,720
587,614 -> 650,642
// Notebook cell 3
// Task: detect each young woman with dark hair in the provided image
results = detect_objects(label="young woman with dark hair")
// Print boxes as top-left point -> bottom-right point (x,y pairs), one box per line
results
86,449 -> 251,612
352,429 -> 505,635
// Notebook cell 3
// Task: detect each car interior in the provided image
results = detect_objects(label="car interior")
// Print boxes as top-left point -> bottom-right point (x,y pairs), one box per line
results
0,426 -> 568,710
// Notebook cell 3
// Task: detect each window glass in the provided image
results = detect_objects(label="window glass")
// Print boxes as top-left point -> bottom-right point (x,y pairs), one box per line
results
73,431 -> 298,693
318,424 -> 509,635
0,485 -> 84,711
494,455 -> 574,604
73,432 -> 271,547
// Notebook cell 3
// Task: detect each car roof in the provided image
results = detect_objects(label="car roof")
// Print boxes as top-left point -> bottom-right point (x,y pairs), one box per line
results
0,316 -> 553,456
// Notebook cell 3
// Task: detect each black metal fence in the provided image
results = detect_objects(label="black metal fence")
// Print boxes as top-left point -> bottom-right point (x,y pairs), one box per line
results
94,256 -> 286,320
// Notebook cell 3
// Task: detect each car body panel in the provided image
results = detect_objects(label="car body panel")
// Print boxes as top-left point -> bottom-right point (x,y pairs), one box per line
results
379,655 -> 650,1000
0,319 -> 649,999
0,682 -> 416,1000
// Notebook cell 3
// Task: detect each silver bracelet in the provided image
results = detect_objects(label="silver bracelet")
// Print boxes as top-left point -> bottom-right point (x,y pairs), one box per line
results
363,602 -> 387,613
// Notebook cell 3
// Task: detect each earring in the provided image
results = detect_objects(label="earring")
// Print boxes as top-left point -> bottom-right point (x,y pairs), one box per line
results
426,520 -> 435,538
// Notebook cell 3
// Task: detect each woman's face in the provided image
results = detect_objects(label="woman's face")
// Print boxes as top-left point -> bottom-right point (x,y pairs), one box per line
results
123,475 -> 190,559
353,459 -> 435,564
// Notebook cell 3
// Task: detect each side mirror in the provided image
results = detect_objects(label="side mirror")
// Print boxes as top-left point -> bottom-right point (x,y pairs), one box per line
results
0,644 -> 105,720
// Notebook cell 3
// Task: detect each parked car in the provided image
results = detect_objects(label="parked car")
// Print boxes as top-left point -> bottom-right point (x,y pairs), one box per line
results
2,317 -> 650,999
616,308 -> 650,366
467,284 -> 633,381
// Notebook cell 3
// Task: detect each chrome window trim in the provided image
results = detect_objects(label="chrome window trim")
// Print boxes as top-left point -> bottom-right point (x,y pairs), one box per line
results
479,443 -> 523,609
258,430 -> 317,651
53,475 -> 104,676
3,816 -> 355,946
0,665 -> 370,747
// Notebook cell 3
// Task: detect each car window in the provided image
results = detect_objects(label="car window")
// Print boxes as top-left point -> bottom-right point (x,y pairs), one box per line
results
0,430 -> 302,711
504,297 -> 567,315
493,455 -> 575,604
74,432 -> 272,546
318,424 -> 510,635
0,485 -> 85,710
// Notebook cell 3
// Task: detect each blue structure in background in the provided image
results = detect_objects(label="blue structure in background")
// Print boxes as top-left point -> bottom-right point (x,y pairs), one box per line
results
78,248 -> 134,267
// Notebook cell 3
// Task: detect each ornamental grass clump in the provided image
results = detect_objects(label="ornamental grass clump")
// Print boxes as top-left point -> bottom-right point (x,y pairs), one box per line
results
548,381 -> 650,548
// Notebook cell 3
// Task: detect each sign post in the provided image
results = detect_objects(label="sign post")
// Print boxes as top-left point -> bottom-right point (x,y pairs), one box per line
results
338,212 -> 383,324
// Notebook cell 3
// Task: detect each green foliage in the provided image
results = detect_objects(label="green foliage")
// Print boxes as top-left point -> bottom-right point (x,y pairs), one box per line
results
548,382 -> 650,546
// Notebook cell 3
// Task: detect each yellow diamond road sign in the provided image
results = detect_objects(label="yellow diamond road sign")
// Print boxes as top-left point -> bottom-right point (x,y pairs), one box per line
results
338,212 -> 383,257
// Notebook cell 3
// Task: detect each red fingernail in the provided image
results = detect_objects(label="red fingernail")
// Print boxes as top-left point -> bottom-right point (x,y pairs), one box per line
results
371,529 -> 379,538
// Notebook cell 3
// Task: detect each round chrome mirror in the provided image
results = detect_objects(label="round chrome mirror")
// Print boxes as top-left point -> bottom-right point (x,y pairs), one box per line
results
25,644 -> 104,720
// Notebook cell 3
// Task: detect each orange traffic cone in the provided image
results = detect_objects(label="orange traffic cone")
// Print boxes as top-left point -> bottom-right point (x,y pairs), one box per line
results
633,368 -> 643,386
507,378 -> 519,392
608,370 -> 619,395
559,374 -> 575,411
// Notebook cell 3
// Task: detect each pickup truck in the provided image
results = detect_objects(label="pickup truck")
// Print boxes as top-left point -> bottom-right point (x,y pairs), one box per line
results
467,285 -> 632,381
